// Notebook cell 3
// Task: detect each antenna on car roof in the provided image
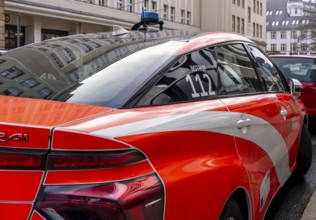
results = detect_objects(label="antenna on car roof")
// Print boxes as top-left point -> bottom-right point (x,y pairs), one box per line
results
131,7 -> 164,31
112,25 -> 129,36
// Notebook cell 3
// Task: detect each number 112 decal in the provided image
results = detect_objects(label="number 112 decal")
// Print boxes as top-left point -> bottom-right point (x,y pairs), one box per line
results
186,74 -> 215,98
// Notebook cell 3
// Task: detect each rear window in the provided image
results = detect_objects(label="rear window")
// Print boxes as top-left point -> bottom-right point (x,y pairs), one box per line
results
272,57 -> 316,82
0,31 -> 190,108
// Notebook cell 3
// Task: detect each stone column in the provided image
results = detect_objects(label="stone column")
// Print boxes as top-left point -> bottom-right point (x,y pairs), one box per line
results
0,0 -> 5,49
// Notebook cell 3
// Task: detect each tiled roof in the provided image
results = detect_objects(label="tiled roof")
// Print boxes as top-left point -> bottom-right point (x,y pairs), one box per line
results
266,0 -> 308,31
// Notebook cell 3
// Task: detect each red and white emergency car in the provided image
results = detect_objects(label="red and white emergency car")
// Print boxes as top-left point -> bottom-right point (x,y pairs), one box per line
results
0,24 -> 312,220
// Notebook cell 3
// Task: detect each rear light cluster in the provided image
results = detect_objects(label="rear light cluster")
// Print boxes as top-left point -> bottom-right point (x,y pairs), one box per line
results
0,148 -> 164,219
0,150 -> 46,170
35,174 -> 164,220
0,149 -> 145,170
47,150 -> 145,170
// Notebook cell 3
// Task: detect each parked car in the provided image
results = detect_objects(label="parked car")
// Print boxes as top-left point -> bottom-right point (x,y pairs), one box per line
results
270,55 -> 316,122
0,28 -> 312,220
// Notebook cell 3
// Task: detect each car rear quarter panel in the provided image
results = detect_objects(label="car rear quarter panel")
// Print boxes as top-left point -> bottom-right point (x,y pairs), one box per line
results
54,100 -> 253,219
119,130 -> 251,219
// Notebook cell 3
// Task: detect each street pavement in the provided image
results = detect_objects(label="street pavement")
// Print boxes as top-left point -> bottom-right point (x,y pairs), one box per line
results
300,129 -> 316,220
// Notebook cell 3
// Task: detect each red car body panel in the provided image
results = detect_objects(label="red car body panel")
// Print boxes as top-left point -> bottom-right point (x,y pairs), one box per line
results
30,211 -> 45,220
1,204 -> 33,220
300,82 -> 316,117
221,93 -> 301,219
31,93 -> 299,219
0,96 -> 109,126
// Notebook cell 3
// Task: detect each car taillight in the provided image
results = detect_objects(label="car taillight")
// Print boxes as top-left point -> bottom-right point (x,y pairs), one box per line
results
35,174 -> 164,220
0,149 -> 145,170
46,150 -> 145,170
0,149 -> 46,170
0,147 -> 163,219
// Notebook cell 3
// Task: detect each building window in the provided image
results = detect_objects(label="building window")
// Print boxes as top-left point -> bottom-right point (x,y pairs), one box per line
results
281,44 -> 287,52
187,11 -> 191,25
241,18 -> 245,34
260,2 -> 263,16
99,0 -> 107,6
232,15 -> 236,32
301,30 -> 307,38
302,43 -> 307,51
256,1 -> 259,14
117,0 -> 124,10
281,31 -> 287,39
41,29 -> 68,41
271,44 -> 277,51
152,1 -> 157,11
271,31 -> 276,39
170,7 -> 175,21
232,0 -> 236,4
260,25 -> 262,38
143,0 -> 147,9
237,0 -> 240,6
295,8 -> 298,14
5,24 -> 26,50
291,43 -> 297,52
291,31 -> 297,39
256,23 -> 259,37
248,7 -> 251,23
127,0 -> 134,12
253,23 -> 255,37
242,0 -> 245,8
163,5 -> 168,20
181,10 -> 185,24
253,0 -> 256,13
237,17 -> 240,33
180,9 -> 185,24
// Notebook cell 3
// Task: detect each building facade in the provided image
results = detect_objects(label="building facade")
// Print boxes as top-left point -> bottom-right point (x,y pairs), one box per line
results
3,0 -> 266,50
266,0 -> 315,55
201,0 -> 267,47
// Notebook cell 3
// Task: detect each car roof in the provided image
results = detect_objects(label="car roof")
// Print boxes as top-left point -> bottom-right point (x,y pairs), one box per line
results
176,32 -> 254,55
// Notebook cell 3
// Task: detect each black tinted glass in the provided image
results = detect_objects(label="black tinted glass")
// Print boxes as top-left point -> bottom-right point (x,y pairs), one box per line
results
272,57 -> 316,82
248,46 -> 285,92
137,48 -> 219,106
216,44 -> 262,95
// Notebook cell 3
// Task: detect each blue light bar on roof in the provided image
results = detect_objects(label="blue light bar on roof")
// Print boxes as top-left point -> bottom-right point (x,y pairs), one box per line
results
141,11 -> 159,24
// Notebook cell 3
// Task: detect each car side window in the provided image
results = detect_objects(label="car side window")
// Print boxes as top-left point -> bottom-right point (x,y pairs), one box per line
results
215,43 -> 263,95
247,45 -> 285,92
136,48 -> 219,106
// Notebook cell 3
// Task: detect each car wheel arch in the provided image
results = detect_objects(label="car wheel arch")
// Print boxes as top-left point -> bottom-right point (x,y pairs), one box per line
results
219,187 -> 251,220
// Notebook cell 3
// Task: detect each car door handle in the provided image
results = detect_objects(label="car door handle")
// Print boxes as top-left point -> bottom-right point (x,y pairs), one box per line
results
236,118 -> 252,129
280,107 -> 288,120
